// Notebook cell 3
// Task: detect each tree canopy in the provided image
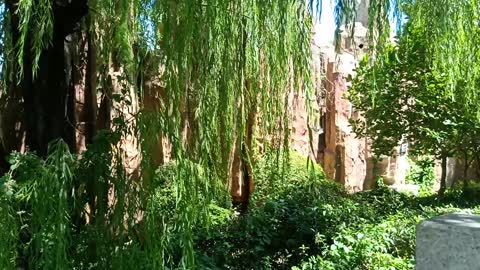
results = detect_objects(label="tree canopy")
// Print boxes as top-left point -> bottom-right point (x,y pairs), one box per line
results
0,1 -> 315,268
0,0 -> 479,268
348,1 -> 480,194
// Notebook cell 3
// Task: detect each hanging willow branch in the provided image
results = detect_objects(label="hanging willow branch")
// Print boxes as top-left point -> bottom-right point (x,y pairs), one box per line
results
6,0 -> 478,268
344,0 -> 480,107
2,0 -> 315,268
133,1 -> 314,266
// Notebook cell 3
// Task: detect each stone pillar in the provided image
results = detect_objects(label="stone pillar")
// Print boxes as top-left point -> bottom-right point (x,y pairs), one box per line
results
416,213 -> 480,270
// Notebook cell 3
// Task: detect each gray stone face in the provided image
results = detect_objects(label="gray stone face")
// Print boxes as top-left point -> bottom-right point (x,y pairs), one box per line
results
416,213 -> 480,270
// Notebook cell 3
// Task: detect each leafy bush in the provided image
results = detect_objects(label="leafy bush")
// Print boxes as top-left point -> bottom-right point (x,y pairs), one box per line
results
406,157 -> 436,194
2,146 -> 480,269
193,152 -> 480,269
0,177 -> 17,269
191,153 -> 413,269
293,213 -> 417,270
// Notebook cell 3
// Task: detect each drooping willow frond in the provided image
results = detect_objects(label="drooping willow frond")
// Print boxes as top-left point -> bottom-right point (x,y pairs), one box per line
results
410,0 -> 480,105
4,0 -> 479,268
133,1 -> 314,266
2,0 -> 315,267
339,0 -> 480,107
14,0 -> 53,79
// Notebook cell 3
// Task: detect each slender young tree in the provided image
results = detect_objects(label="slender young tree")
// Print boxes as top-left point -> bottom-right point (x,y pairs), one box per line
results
348,4 -> 480,195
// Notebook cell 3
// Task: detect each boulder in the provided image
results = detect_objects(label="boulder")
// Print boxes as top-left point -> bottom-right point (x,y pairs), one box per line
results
416,213 -> 480,270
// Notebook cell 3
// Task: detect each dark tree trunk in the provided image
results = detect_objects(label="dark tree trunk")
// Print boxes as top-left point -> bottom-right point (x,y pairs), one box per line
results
9,0 -> 89,156
463,152 -> 470,192
4,2 -> 90,268
439,155 -> 447,195
84,16 -> 98,146
0,145 -> 8,175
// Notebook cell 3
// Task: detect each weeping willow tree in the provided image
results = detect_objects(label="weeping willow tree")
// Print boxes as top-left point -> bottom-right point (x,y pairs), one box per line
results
0,0 -> 315,268
370,0 -> 480,106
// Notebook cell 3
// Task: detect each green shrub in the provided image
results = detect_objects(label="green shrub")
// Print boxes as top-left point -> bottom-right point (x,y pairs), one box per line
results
194,152 -> 480,269
406,157 -> 436,194
0,176 -> 18,269
194,152 -> 421,269
2,147 -> 479,269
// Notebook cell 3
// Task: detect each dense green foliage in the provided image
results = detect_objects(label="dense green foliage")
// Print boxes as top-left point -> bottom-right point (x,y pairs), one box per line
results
348,28 -> 477,159
192,153 -> 479,269
405,157 -> 435,194
3,146 -> 479,269
348,5 -> 480,192
352,0 -> 480,108
1,0 -> 480,269
156,153 -> 478,269
1,1 -> 316,268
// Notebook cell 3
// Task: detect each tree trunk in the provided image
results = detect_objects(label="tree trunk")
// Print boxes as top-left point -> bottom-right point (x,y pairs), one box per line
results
0,145 -> 8,175
473,150 -> 480,179
4,2 -> 89,267
230,79 -> 256,213
229,18 -> 255,212
463,153 -> 469,192
7,0 -> 88,156
0,80 -> 25,172
230,126 -> 255,213
80,15 -> 98,150
439,155 -> 447,195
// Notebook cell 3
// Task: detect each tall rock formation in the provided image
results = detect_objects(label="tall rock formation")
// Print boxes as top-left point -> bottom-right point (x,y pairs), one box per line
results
289,1 -> 410,191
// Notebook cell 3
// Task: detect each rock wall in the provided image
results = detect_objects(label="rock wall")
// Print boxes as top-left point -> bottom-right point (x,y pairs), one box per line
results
318,57 -> 373,192
288,7 -> 411,191
289,42 -> 375,192
289,85 -> 318,161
